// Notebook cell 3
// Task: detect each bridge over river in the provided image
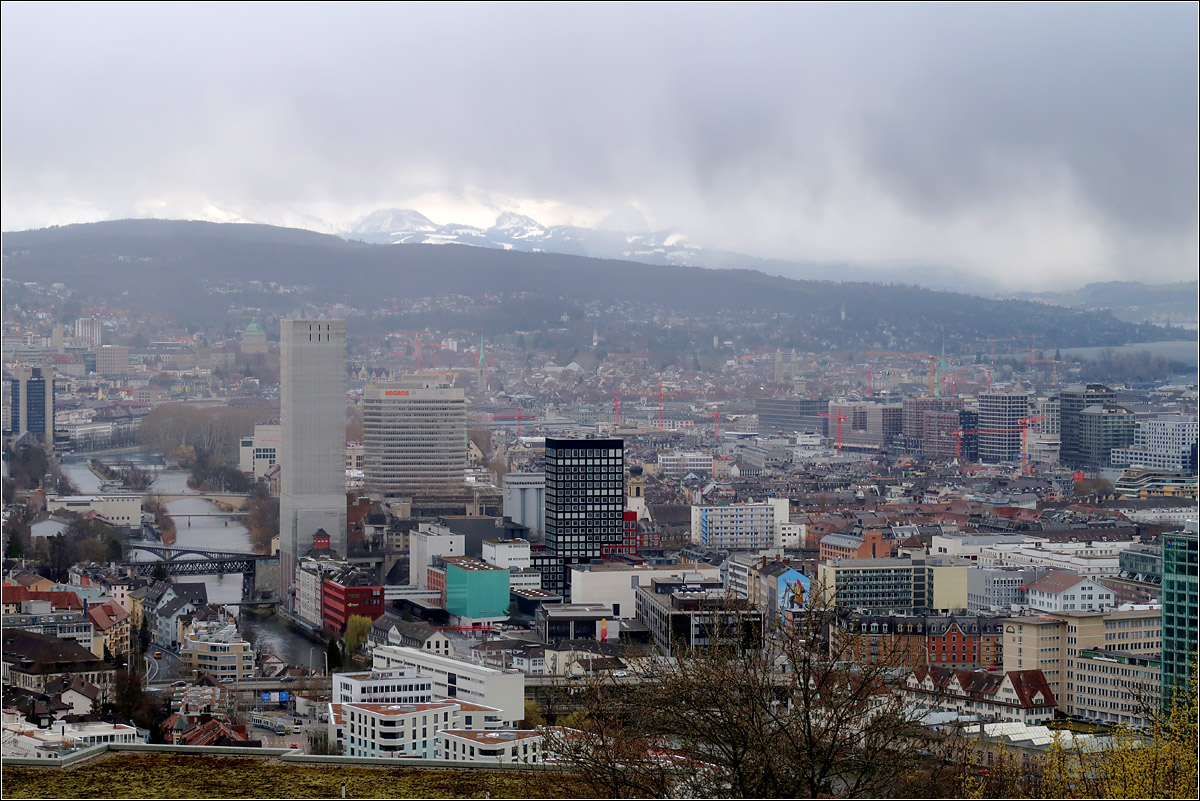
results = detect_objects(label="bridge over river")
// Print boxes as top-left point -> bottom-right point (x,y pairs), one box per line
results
125,544 -> 279,603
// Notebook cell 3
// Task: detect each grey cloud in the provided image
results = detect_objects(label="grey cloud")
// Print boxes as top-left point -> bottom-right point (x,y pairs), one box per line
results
1,2 -> 1196,288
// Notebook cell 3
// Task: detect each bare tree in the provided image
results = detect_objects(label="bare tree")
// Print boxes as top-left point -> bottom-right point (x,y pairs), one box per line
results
543,586 -> 962,798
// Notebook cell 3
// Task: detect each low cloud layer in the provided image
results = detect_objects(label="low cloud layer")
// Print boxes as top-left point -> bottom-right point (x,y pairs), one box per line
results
2,3 -> 1196,289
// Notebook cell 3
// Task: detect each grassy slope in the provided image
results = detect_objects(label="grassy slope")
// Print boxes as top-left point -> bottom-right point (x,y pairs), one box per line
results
1,752 -> 584,799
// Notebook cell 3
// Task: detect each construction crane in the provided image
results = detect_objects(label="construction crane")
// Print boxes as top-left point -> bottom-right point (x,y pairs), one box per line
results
819,410 -> 849,452
709,405 -> 720,440
1031,356 -> 1061,385
1019,416 -> 1047,473
425,341 -> 444,370
657,378 -> 678,431
395,331 -> 433,371
868,352 -> 938,397
612,397 -> 623,426
847,368 -> 876,395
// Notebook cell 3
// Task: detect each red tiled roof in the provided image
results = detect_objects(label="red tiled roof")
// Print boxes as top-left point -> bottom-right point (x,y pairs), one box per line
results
1025,570 -> 1088,596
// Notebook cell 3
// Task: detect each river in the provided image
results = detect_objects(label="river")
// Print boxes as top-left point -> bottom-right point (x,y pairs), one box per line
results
60,453 -> 324,667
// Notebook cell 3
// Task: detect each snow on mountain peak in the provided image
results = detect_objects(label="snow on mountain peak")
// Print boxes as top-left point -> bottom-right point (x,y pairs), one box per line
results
351,208 -> 438,235
490,211 -> 546,237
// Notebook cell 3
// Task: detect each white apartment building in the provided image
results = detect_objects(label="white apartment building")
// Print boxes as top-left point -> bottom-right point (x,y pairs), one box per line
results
279,318 -> 348,608
341,701 -> 459,758
371,645 -> 525,724
976,541 -> 1134,577
363,373 -> 467,499
332,666 -> 435,705
1111,415 -> 1199,472
46,495 -> 141,526
569,562 -> 722,618
1024,571 -> 1115,613
440,728 -> 548,764
690,498 -> 790,550
409,525 -> 465,591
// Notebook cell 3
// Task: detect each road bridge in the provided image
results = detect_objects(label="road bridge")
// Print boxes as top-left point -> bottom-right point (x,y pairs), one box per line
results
150,492 -> 254,509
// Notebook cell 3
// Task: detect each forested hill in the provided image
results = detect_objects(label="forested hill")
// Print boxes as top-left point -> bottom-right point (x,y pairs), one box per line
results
2,219 -> 1173,354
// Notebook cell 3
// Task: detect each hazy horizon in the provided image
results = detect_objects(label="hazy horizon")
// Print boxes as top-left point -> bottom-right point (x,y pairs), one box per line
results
2,3 -> 1196,291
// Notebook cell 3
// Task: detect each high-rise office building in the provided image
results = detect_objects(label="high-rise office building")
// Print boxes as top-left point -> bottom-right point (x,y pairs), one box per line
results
362,373 -> 467,499
978,387 -> 1029,463
279,318 -> 347,609
1161,527 -> 1197,705
8,366 -> 55,450
1059,384 -> 1115,468
542,438 -> 624,594
73,317 -> 103,348
1076,404 -> 1136,468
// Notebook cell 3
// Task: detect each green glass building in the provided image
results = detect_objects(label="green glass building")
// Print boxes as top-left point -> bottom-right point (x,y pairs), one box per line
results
1161,527 -> 1198,705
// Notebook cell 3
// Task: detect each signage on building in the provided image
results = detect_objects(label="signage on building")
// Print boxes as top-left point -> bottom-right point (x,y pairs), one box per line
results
384,390 -> 411,396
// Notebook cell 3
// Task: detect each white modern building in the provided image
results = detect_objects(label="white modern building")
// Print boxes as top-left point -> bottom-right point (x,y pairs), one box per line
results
481,539 -> 531,571
568,562 -> 722,619
371,645 -> 525,725
332,666 -> 436,705
502,473 -> 545,538
279,318 -> 348,609
1111,415 -> 1199,472
976,541 -> 1135,577
363,373 -> 467,499
440,728 -> 549,764
690,498 -> 790,550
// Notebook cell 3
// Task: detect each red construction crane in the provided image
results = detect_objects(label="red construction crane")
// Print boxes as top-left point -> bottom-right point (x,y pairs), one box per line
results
709,406 -> 720,440
425,341 -> 443,369
868,352 -> 938,397
819,410 -> 849,452
657,378 -> 678,430
1019,416 -> 1047,473
613,397 -> 623,426
516,406 -> 524,439
395,332 -> 433,370
847,368 -> 875,395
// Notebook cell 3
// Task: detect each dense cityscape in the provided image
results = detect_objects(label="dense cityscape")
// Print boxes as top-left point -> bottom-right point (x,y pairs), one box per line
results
2,261 -> 1197,796
3,3 -> 1197,799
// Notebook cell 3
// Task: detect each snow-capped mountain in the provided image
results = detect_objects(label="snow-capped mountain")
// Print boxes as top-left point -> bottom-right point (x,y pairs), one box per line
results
340,208 -> 726,268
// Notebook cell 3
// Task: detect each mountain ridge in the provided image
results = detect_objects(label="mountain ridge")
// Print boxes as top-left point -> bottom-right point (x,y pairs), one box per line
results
1,218 -> 1178,355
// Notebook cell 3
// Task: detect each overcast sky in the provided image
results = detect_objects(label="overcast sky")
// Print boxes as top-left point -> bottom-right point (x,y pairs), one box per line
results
2,2 -> 1196,290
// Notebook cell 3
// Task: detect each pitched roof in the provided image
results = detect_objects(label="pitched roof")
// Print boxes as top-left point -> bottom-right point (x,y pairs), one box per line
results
87,600 -> 130,632
1026,570 -> 1088,596
1,629 -> 113,671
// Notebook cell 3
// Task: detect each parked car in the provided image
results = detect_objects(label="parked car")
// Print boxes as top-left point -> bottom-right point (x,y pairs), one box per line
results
614,671 -> 630,678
